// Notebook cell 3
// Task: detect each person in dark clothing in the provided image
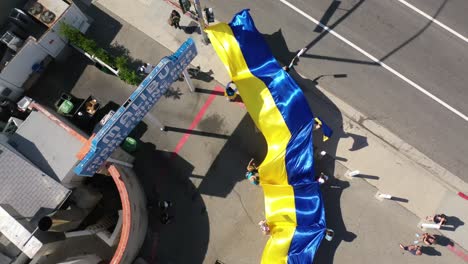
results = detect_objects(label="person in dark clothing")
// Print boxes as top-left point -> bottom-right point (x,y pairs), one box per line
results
159,200 -> 172,210
283,48 -> 307,73
160,212 -> 173,224
170,10 -> 181,29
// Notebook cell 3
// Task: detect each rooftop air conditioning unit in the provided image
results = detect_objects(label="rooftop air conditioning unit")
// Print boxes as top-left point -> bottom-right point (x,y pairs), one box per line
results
28,2 -> 44,16
2,117 -> 23,135
39,10 -> 56,25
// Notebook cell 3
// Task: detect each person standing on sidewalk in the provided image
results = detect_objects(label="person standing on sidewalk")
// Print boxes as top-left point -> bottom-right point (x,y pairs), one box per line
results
159,200 -> 173,211
158,200 -> 174,224
224,81 -> 238,102
169,10 -> 182,29
246,158 -> 258,172
258,220 -> 270,235
317,172 -> 329,185
160,212 -> 173,224
245,158 -> 260,185
324,229 -> 335,241
245,168 -> 260,185
313,118 -> 322,131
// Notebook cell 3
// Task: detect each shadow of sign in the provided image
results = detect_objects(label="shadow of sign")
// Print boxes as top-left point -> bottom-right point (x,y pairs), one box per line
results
390,196 -> 409,203
352,174 -> 379,180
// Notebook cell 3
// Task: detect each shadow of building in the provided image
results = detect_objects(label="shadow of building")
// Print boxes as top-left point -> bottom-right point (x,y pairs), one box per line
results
133,143 -> 210,264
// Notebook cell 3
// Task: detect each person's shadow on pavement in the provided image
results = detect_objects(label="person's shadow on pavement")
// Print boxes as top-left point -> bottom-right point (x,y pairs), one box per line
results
441,216 -> 465,231
183,21 -> 201,34
314,175 -> 357,264
433,235 -> 454,247
187,66 -> 214,82
421,246 -> 442,256
344,132 -> 369,151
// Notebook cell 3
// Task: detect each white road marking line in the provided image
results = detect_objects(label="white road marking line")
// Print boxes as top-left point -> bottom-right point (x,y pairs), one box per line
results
397,0 -> 468,44
279,0 -> 468,122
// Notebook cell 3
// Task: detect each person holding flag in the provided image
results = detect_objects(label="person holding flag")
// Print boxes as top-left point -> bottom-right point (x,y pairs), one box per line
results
224,81 -> 238,102
283,47 -> 308,72
313,117 -> 333,141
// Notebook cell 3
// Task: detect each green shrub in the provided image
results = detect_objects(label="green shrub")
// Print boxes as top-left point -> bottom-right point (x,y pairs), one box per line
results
114,56 -> 128,69
59,23 -> 142,85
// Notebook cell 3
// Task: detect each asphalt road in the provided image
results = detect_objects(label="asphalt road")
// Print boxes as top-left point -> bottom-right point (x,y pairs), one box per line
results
206,0 -> 468,182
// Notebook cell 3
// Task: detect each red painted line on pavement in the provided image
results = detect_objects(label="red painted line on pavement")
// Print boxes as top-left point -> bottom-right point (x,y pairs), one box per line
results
447,244 -> 468,262
458,192 -> 468,200
171,86 -> 223,158
149,86 -> 222,263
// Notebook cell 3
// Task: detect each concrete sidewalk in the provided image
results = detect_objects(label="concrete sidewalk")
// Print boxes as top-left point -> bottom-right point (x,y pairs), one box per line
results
94,0 -> 230,85
93,0 -> 468,259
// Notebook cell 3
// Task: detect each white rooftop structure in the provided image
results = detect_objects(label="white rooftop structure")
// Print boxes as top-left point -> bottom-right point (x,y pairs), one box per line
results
0,206 -> 43,258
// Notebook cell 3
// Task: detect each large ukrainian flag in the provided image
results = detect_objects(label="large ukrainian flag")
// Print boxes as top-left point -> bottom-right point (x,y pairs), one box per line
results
206,9 -> 326,264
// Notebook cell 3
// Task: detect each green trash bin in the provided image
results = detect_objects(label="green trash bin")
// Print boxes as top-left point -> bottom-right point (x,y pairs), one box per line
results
58,100 -> 74,115
122,137 -> 137,153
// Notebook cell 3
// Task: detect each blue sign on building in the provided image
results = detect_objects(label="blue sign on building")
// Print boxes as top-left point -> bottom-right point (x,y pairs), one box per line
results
74,38 -> 197,176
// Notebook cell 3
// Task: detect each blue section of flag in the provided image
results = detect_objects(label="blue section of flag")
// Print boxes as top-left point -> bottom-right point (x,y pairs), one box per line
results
229,10 -> 326,264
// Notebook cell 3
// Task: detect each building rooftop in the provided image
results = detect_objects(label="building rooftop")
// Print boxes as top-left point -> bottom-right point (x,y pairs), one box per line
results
10,110 -> 85,183
0,136 -> 70,219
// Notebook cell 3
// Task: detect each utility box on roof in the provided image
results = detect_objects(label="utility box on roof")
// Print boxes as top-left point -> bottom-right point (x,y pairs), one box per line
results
0,0 -> 90,101
31,0 -> 91,58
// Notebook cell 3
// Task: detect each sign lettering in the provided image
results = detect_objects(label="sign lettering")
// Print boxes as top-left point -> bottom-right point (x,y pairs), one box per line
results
74,38 -> 197,176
